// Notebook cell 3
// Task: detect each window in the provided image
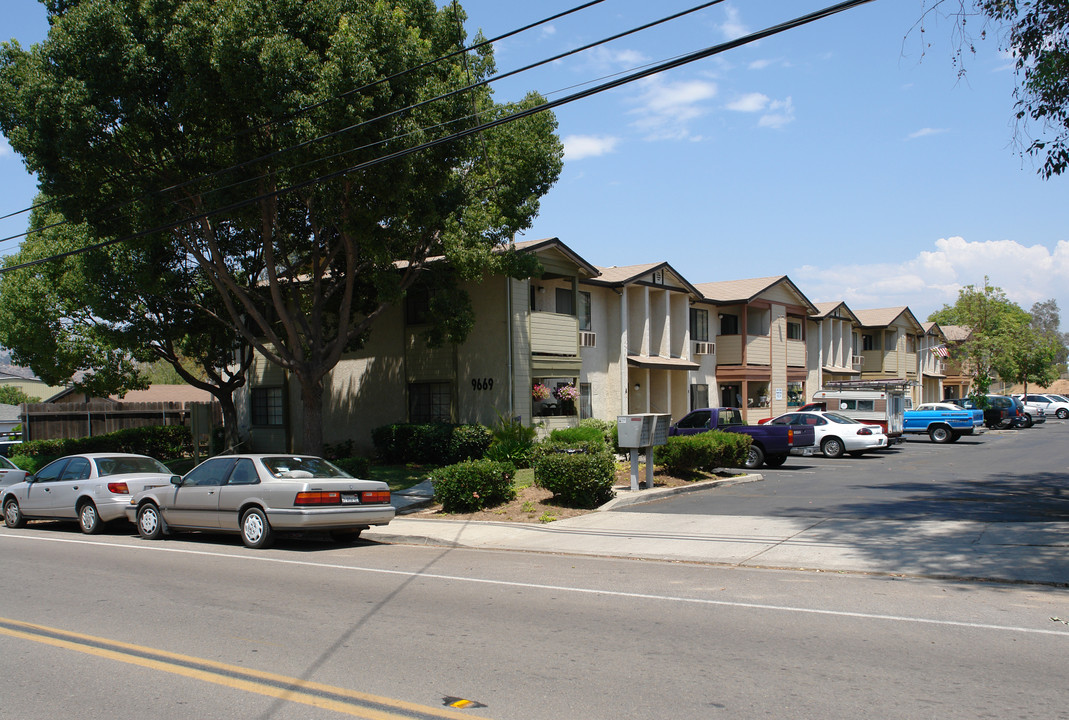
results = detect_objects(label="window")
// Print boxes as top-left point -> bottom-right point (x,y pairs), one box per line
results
836,399 -> 875,411
747,308 -> 770,336
719,314 -> 739,335
862,334 -> 875,351
747,382 -> 770,409
906,334 -> 916,353
676,410 -> 711,429
405,285 -> 430,325
580,382 -> 592,419
787,381 -> 804,406
251,387 -> 284,426
228,459 -> 259,485
690,308 -> 709,342
578,291 -> 592,331
62,457 -> 92,481
183,458 -> 236,487
884,329 -> 898,351
690,383 -> 709,410
32,459 -> 69,483
786,320 -> 802,340
555,287 -> 574,316
409,382 -> 451,423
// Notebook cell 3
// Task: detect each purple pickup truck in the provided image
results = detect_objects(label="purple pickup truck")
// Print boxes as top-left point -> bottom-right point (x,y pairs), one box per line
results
668,407 -> 816,469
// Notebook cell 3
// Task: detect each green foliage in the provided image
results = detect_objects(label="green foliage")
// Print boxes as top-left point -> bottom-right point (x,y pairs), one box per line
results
654,432 -> 751,476
548,425 -> 606,446
0,386 -> 39,405
533,441 -> 616,509
16,425 -> 192,461
431,459 -> 517,513
485,413 -> 539,469
330,456 -> 372,479
0,0 -> 563,455
371,423 -> 490,465
7,454 -> 42,473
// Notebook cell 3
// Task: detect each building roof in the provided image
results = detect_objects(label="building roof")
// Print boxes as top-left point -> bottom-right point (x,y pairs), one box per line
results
811,301 -> 858,322
626,355 -> 701,371
853,307 -> 923,332
587,261 -> 701,297
941,324 -> 972,342
47,384 -> 217,404
0,364 -> 39,381
511,237 -> 600,278
0,404 -> 21,423
693,275 -> 818,313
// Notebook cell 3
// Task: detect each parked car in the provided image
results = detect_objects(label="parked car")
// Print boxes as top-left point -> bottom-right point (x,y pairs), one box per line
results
951,396 -> 1018,429
1015,393 -> 1069,420
1006,395 -> 1044,427
0,455 -> 29,487
2,453 -> 176,534
126,454 -> 395,549
904,402 -> 986,443
766,411 -> 888,457
668,407 -> 816,469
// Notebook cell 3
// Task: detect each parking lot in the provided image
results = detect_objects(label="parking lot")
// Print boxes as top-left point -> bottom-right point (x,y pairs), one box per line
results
615,420 -> 1069,522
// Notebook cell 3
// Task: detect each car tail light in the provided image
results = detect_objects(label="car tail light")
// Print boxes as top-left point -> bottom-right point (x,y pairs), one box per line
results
107,482 -> 130,494
857,427 -> 873,435
294,491 -> 341,505
787,428 -> 794,444
360,491 -> 391,504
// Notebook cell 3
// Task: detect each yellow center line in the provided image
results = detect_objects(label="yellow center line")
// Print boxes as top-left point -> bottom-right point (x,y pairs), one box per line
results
0,617 -> 486,720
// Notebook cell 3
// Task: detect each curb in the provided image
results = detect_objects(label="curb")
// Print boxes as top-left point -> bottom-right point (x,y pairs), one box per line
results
599,472 -> 764,511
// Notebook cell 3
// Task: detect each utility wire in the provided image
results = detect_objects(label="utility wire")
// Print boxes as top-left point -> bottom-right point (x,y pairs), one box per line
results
0,0 -> 728,249
0,0 -> 876,276
0,0 -> 607,231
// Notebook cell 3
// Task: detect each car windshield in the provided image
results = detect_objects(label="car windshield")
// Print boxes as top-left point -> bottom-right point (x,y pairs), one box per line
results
261,456 -> 351,479
0,456 -> 16,470
1049,395 -> 1069,403
822,412 -> 859,424
94,456 -> 172,476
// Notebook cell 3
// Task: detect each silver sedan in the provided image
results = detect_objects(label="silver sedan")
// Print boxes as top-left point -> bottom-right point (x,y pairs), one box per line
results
2,453 -> 177,533
0,455 -> 29,488
126,454 -> 395,549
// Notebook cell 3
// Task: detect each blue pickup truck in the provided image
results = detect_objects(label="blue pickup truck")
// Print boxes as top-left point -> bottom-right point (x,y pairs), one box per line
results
668,407 -> 816,469
903,402 -> 986,443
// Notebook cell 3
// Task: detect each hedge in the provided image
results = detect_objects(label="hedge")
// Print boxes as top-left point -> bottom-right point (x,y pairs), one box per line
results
653,431 -> 751,476
431,459 -> 517,513
371,423 -> 491,465
14,425 -> 193,462
533,440 -> 616,509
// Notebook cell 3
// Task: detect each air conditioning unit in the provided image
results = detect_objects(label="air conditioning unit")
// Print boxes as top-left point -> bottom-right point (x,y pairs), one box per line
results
693,341 -> 715,355
851,354 -> 864,367
579,331 -> 596,348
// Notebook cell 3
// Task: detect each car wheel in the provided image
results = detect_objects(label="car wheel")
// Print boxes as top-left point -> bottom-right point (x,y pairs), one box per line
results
929,425 -> 952,443
743,445 -> 765,470
1058,408 -> 1069,420
996,417 -> 1014,429
137,503 -> 164,540
1020,414 -> 1034,429
4,498 -> 25,528
78,501 -> 103,534
821,437 -> 845,458
763,454 -> 787,468
241,507 -> 274,549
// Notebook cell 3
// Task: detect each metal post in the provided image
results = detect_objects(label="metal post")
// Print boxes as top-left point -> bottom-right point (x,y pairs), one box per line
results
645,447 -> 654,489
629,448 -> 640,491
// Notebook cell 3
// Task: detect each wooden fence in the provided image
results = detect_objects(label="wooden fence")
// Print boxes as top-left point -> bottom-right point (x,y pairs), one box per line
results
21,401 -> 220,442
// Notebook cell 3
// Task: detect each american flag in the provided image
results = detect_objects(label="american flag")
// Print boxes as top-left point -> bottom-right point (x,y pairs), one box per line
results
932,345 -> 949,357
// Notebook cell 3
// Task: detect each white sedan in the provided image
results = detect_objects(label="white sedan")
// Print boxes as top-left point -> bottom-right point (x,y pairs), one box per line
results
767,411 -> 888,458
0,455 -> 29,488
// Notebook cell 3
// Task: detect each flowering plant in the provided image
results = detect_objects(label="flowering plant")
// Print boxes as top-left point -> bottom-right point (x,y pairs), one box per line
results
532,383 -> 551,401
554,383 -> 579,402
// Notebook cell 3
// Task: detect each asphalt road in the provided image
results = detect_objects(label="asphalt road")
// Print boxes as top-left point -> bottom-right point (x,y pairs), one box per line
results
1,529 -> 1068,720
616,421 -> 1069,521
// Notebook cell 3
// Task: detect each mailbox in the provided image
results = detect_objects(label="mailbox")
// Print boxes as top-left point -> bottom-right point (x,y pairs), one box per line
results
617,413 -> 672,491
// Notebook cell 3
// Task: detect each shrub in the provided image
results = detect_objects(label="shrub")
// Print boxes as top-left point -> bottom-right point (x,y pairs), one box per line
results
7,454 -> 49,474
432,459 -> 516,513
485,414 -> 539,469
654,431 -> 751,475
578,418 -> 615,445
533,441 -> 616,509
548,425 -> 606,446
448,424 -> 492,463
15,425 -> 192,460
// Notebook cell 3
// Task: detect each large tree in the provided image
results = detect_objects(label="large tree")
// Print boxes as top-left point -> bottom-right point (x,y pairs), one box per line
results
927,278 -> 1034,398
0,0 -> 562,454
1029,298 -> 1069,371
0,198 -> 255,447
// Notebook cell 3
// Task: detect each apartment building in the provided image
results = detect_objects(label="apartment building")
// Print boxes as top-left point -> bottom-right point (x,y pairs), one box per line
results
807,301 -> 863,393
852,307 -> 924,405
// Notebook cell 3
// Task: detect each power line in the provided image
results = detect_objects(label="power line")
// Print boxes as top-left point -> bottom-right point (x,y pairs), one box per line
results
0,0 -> 728,251
0,0 -> 876,276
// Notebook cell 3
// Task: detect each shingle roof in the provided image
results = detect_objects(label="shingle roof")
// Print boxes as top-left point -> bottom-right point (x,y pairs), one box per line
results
941,324 -> 972,342
587,262 -> 701,296
811,301 -> 857,321
693,276 -> 817,312
853,307 -> 923,331
0,404 -> 21,422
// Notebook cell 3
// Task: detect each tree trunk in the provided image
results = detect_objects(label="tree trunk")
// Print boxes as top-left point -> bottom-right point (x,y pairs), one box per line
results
216,393 -> 244,452
299,374 -> 325,456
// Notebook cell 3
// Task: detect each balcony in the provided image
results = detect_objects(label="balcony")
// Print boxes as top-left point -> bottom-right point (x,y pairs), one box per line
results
530,311 -> 579,357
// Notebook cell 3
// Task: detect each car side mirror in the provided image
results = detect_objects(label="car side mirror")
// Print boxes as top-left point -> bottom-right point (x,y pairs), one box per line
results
170,475 -> 183,486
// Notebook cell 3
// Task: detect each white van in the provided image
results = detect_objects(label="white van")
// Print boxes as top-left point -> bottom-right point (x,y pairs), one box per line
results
805,387 -> 907,441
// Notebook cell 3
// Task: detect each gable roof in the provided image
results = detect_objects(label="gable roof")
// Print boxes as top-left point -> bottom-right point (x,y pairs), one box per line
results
853,307 -> 924,332
941,324 -> 972,342
586,261 -> 701,297
811,301 -> 858,322
47,384 -> 217,404
511,237 -> 599,278
693,275 -> 817,313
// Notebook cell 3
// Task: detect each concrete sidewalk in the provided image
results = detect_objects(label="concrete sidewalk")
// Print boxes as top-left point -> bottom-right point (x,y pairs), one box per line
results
368,477 -> 1069,586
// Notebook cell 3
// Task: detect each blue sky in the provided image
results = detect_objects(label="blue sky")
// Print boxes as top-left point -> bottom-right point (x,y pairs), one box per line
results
3,0 -> 1068,329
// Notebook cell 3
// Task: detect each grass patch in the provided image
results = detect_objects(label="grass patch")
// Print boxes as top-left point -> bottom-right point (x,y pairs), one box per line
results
368,463 -> 435,492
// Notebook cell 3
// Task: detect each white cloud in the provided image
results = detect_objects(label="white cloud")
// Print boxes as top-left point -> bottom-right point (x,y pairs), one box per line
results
584,46 -> 648,72
726,92 -> 769,113
748,59 -> 775,71
0,136 -> 11,158
719,6 -> 748,40
757,97 -> 794,129
793,237 -> 1069,323
541,25 -> 556,39
907,127 -> 950,140
628,76 -> 717,141
563,134 -> 620,161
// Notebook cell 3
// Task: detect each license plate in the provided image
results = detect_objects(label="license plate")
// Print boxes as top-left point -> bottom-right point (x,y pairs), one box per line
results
341,494 -> 359,504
